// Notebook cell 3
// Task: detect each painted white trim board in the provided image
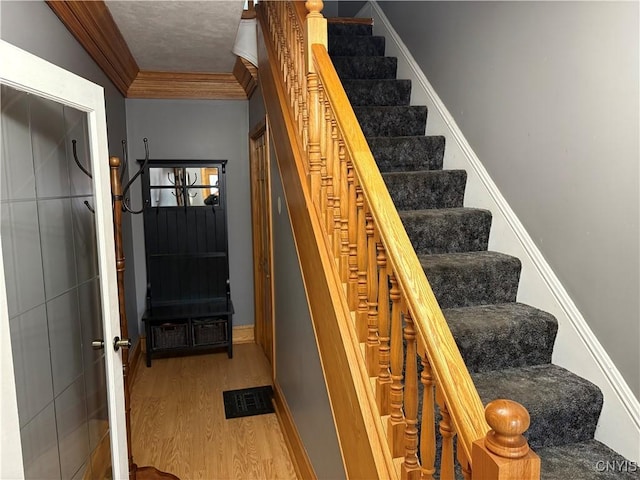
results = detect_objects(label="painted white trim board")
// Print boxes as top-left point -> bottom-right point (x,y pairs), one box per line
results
357,1 -> 639,462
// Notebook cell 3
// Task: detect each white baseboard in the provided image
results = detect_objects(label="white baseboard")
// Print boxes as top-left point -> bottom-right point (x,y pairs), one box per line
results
360,0 -> 639,462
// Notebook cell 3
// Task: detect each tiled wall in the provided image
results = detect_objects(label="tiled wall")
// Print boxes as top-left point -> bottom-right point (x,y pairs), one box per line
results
1,85 -> 109,479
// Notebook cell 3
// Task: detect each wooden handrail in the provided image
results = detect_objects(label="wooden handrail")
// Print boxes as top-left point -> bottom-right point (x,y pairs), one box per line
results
259,2 -> 539,478
311,43 -> 488,462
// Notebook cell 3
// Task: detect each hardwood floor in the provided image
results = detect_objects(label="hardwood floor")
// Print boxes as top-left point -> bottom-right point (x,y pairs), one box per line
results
130,343 -> 297,479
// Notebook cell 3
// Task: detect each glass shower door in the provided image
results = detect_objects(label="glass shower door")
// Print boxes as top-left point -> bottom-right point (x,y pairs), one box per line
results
0,40 -> 127,479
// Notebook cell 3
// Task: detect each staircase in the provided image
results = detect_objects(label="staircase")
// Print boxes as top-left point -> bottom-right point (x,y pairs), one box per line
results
328,20 -> 636,480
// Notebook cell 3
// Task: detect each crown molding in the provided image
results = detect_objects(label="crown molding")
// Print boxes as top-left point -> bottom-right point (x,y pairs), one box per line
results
47,0 -> 250,100
46,0 -> 139,96
127,71 -> 248,100
233,57 -> 258,99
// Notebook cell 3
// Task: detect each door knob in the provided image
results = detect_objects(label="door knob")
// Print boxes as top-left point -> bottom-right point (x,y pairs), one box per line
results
92,339 -> 105,350
113,336 -> 131,351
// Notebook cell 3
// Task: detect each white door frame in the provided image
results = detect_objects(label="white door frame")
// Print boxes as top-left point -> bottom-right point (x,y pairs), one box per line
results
0,40 -> 128,478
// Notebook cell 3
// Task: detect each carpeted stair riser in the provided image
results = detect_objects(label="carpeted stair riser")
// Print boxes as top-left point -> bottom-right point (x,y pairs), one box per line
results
353,105 -> 427,137
382,170 -> 466,210
328,35 -> 385,56
472,364 -> 603,449
444,303 -> 558,373
399,207 -> 492,254
327,20 -> 621,476
331,56 -> 398,80
327,22 -> 373,37
368,136 -> 445,172
419,251 -> 521,309
342,79 -> 412,106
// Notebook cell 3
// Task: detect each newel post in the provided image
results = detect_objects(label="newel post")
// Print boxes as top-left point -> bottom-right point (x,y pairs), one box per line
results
305,1 -> 327,210
304,1 -> 327,71
472,399 -> 540,480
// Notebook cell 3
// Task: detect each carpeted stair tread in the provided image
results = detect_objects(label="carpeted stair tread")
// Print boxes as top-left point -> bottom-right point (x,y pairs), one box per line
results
342,79 -> 411,106
399,207 -> 491,254
444,303 -> 558,373
331,56 -> 398,80
382,170 -> 466,210
327,22 -> 373,37
418,251 -> 521,308
328,35 -> 385,56
472,364 -> 603,449
368,136 -> 445,172
536,440 -> 639,480
353,105 -> 427,137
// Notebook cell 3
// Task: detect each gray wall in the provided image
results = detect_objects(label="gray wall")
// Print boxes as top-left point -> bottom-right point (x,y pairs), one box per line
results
270,144 -> 345,480
249,82 -> 344,478
376,0 -> 640,397
125,99 -> 254,329
0,1 -> 138,341
322,1 -> 340,18
337,1 -> 366,17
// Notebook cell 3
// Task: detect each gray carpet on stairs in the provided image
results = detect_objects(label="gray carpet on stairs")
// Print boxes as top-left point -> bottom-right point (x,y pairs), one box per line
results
444,303 -> 557,373
399,207 -> 491,254
369,135 -> 445,172
328,19 -> 636,478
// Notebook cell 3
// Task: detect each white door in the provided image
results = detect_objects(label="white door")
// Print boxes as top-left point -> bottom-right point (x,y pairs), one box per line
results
0,40 -> 128,478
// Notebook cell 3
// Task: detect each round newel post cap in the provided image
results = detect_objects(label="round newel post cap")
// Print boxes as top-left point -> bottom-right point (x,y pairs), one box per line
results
484,399 -> 531,459
109,156 -> 121,167
305,0 -> 323,17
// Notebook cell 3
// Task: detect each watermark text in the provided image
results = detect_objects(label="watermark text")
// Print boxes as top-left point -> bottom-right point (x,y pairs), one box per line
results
595,460 -> 637,473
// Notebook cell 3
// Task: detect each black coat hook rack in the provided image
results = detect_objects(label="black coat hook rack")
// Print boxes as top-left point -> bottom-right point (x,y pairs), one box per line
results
71,137 -> 150,215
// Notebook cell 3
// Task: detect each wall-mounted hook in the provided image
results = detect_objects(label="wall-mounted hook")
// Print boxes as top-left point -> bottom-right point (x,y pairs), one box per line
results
121,138 -> 149,214
120,139 -> 128,183
84,200 -> 95,214
72,139 -> 92,179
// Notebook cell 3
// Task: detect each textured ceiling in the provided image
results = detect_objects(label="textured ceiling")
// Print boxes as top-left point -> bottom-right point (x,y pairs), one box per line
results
105,1 -> 245,73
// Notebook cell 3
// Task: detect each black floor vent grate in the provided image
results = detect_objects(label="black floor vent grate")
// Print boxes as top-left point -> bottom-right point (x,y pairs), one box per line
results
222,385 -> 275,419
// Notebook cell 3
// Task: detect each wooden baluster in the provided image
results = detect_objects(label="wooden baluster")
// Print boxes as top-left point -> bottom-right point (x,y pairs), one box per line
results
376,243 -> 391,415
325,101 -> 335,240
339,140 -> 349,281
296,24 -> 305,140
307,71 -> 321,207
355,186 -> 368,341
283,5 -> 290,100
458,450 -> 471,480
291,18 -> 300,123
300,37 -> 309,152
472,399 -> 541,480
287,6 -> 296,110
279,9 -> 289,95
331,126 -> 342,260
436,389 -> 456,480
365,216 -> 379,376
388,272 -> 405,456
418,348 -> 436,480
347,161 -> 358,310
319,84 -> 328,228
402,308 -> 420,480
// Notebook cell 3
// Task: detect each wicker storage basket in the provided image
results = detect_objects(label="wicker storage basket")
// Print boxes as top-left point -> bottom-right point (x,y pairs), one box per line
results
192,318 -> 227,346
152,322 -> 189,349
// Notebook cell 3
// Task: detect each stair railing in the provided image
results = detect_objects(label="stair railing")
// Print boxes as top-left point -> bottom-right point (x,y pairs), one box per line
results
259,2 -> 540,479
